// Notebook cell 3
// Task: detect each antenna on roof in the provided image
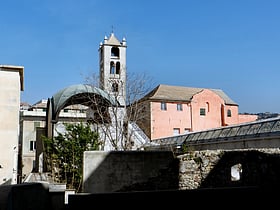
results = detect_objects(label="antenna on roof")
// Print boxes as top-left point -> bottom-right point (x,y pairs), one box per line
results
111,25 -> 114,34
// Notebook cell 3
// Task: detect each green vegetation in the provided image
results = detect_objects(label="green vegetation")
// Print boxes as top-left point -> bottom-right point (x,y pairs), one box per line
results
181,143 -> 194,154
42,122 -> 100,192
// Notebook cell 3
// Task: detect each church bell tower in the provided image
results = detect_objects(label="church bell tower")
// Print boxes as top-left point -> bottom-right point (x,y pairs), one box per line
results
99,33 -> 127,106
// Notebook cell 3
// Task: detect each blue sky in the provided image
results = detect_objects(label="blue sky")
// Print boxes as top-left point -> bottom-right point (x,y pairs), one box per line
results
1,0 -> 279,114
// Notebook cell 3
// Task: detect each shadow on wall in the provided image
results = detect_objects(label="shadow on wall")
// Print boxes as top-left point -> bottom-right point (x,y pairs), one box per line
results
199,150 -> 280,189
82,151 -> 180,193
82,150 -> 280,193
68,150 -> 280,209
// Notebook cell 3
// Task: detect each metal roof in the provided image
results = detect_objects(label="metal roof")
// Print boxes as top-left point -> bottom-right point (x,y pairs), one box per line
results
50,84 -> 119,123
145,117 -> 280,152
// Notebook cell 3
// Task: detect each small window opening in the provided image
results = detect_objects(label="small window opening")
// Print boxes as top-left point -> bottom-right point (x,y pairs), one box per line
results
29,140 -> 36,151
161,102 -> 167,110
173,128 -> 180,135
116,62 -> 120,74
110,61 -> 115,74
231,163 -> 242,181
200,108 -> 206,116
227,109 -> 232,117
177,104 -> 183,111
111,47 -> 119,57
112,83 -> 118,92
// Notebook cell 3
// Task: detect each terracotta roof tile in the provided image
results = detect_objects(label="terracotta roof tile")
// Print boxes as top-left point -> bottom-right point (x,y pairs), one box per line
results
144,84 -> 238,105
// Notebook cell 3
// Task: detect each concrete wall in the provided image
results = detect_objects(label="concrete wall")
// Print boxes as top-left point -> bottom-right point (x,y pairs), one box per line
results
0,183 -> 51,210
0,65 -> 24,185
83,151 -> 179,193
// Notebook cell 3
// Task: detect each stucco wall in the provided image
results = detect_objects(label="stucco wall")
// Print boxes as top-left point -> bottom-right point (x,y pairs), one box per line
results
146,89 -> 254,140
151,101 -> 191,139
238,113 -> 258,124
191,89 -> 224,130
0,67 -> 23,185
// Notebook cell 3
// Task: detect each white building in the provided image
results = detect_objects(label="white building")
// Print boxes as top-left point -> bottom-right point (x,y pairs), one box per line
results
0,65 -> 24,185
19,100 -> 88,181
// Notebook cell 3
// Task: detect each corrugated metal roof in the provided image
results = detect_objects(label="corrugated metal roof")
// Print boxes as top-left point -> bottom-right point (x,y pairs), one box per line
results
143,84 -> 238,105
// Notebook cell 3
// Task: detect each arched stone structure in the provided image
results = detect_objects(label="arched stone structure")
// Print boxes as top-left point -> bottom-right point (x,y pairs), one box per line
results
45,84 -> 119,138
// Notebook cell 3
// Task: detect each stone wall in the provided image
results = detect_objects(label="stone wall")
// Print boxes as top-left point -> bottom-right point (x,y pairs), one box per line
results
83,148 -> 280,193
178,148 -> 280,189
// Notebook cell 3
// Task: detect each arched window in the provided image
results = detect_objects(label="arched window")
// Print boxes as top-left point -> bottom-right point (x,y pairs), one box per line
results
206,102 -> 210,112
112,83 -> 118,92
110,61 -> 115,74
116,62 -> 120,74
111,47 -> 119,57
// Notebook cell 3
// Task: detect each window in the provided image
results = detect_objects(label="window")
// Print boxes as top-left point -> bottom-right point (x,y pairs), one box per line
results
200,108 -> 206,116
227,109 -> 232,117
206,102 -> 210,112
177,104 -> 183,111
100,48 -> 103,62
116,62 -> 120,74
184,128 -> 190,133
161,102 -> 167,110
112,83 -> 118,92
173,128 -> 180,136
110,61 -> 115,74
111,47 -> 119,57
29,140 -> 36,151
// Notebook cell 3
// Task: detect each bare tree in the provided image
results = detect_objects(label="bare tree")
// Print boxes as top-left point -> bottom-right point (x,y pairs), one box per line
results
84,71 -> 155,151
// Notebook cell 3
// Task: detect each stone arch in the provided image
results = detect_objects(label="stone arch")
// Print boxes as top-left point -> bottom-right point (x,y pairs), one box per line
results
45,84 -> 119,138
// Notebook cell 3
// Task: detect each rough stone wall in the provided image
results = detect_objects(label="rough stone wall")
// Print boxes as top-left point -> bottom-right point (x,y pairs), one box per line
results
178,150 -> 221,189
177,148 -> 280,190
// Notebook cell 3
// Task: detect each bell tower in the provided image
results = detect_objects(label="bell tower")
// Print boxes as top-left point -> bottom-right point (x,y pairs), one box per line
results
99,33 -> 127,106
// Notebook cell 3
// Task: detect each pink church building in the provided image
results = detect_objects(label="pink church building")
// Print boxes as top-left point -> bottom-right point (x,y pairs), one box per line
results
134,84 -> 258,140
